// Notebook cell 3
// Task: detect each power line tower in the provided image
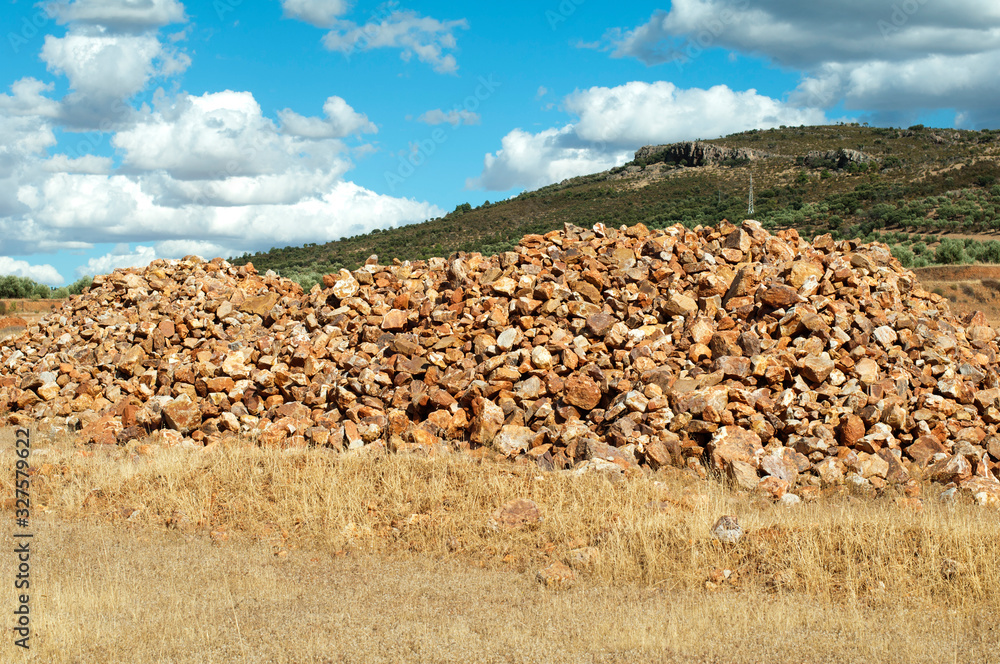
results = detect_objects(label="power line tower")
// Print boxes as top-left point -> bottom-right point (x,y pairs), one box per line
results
747,172 -> 755,217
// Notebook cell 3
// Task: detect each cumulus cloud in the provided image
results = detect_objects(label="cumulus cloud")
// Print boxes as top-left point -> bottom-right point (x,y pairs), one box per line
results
320,9 -> 469,74
416,108 -> 480,126
280,0 -> 350,27
469,81 -> 826,191
78,243 -> 158,276
0,256 -> 64,285
0,83 -> 440,282
606,1 -> 1000,124
113,90 -> 351,181
41,31 -> 190,127
279,95 -> 377,138
0,79 -> 61,118
46,0 -> 187,32
41,154 -> 113,174
468,126 -> 632,192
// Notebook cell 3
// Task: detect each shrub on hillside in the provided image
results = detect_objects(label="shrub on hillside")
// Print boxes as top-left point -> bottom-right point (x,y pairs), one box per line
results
891,244 -> 914,267
935,238 -> 970,264
68,276 -> 93,295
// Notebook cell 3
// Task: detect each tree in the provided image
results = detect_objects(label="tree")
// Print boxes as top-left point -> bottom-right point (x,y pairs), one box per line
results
935,238 -> 968,264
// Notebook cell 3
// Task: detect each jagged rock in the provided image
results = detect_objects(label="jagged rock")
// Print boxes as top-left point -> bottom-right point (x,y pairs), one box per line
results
634,141 -> 771,167
804,148 -> 876,169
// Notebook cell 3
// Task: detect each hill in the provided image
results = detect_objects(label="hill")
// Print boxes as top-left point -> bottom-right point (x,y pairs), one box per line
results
230,123 -> 1000,287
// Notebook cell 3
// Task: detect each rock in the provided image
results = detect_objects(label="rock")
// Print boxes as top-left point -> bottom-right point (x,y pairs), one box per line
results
381,309 -> 408,331
567,546 -> 598,568
537,561 -> 575,588
779,493 -> 801,506
814,458 -> 844,486
491,498 -> 541,529
664,292 -> 698,318
239,292 -> 279,317
728,459 -> 760,490
565,373 -> 602,410
531,346 -> 553,369
161,394 -> 201,434
926,454 -> 972,484
800,353 -> 834,383
838,415 -> 866,447
586,313 -> 617,337
329,269 -> 359,298
709,426 -> 764,471
470,398 -> 505,446
757,475 -> 789,499
788,261 -> 824,289
496,328 -> 522,351
1,218 -> 997,499
760,447 -> 800,483
492,425 -> 535,456
710,515 -> 742,544
762,285 -> 800,308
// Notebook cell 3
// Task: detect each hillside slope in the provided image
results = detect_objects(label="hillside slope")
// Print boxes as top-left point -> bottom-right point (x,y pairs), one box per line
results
231,124 -> 1000,283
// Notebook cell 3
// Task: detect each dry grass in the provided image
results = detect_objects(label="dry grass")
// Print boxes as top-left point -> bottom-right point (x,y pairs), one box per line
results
3,426 -> 1000,662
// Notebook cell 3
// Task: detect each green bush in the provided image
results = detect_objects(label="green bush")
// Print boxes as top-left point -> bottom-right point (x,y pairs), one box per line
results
891,244 -> 914,267
67,276 -> 93,295
935,238 -> 970,264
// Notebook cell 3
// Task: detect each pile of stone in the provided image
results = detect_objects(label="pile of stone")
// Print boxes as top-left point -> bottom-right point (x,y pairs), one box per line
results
2,220 -> 1000,501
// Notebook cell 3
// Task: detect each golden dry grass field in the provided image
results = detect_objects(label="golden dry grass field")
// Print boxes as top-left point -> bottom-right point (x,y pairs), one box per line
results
2,426 -> 1000,663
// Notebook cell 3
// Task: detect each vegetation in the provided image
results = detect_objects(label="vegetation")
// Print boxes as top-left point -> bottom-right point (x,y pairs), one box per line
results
3,427 -> 998,663
227,124 -> 1000,286
0,274 -> 90,300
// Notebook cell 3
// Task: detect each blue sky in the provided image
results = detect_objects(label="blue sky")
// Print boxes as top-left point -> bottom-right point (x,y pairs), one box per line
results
2,0 -> 999,285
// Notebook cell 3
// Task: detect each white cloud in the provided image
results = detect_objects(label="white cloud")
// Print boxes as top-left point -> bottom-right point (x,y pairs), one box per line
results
47,0 -> 187,32
468,126 -> 632,192
78,243 -> 157,276
280,0 -> 350,27
279,95 -> 377,138
469,81 -> 827,191
321,9 -> 469,74
0,257 -> 64,286
606,1 -> 1000,125
0,79 -> 61,118
565,81 -> 825,147
42,154 -> 113,174
113,90 -> 350,181
0,83 -> 442,281
41,31 -> 190,127
416,108 -> 480,126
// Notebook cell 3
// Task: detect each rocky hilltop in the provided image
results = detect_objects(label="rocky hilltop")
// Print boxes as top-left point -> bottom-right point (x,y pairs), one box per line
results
2,221 -> 999,501
634,141 -> 771,167
632,141 -> 876,172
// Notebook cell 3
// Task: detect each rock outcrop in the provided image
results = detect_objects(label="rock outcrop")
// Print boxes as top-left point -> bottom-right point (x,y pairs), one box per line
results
804,148 -> 876,169
633,142 -> 771,167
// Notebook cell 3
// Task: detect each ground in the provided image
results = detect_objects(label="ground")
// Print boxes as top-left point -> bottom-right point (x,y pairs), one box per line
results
1,426 -> 998,663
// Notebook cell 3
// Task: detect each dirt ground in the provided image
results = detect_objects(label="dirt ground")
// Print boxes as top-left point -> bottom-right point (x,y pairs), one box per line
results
912,267 -> 1000,326
0,299 -> 65,323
